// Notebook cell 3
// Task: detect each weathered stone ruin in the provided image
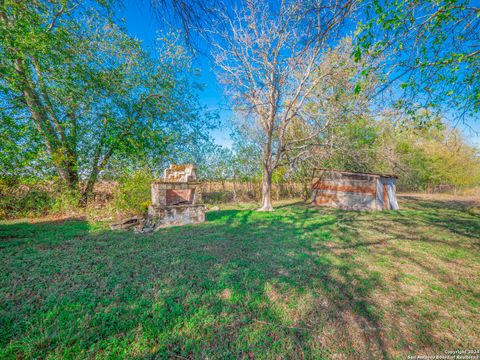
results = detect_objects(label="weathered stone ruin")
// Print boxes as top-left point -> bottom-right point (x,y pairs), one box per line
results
143,164 -> 205,230
109,164 -> 205,232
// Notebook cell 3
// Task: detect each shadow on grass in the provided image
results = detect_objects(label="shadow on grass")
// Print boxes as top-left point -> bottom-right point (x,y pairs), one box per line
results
1,196 -> 478,358
0,217 -> 90,249
394,196 -> 480,242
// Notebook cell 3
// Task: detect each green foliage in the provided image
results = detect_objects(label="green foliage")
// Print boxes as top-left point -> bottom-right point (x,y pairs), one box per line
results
0,114 -> 47,178
0,1 -> 213,197
0,177 -> 85,219
198,146 -> 235,181
50,187 -> 82,215
384,122 -> 480,190
357,0 -> 479,120
110,169 -> 154,215
321,117 -> 384,173
0,186 -> 52,219
0,177 -> 56,218
394,140 -> 430,190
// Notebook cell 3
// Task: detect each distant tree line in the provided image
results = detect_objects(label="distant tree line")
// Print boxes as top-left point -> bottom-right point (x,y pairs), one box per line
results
200,117 -> 480,198
1,0 -> 479,215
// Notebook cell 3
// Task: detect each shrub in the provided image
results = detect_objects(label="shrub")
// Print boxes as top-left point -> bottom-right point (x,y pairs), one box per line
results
0,179 -> 54,219
51,187 -> 82,215
110,169 -> 153,216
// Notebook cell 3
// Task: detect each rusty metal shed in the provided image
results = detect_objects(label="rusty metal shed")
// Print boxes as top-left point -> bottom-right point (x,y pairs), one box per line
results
311,168 -> 399,210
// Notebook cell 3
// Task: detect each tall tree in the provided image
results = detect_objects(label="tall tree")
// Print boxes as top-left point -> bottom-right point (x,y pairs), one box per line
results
0,1 -> 210,202
284,38 -> 381,173
210,0 -> 357,211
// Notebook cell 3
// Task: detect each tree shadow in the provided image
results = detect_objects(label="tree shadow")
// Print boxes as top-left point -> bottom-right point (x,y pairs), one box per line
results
1,197 -> 478,358
399,195 -> 478,211
163,207 -> 405,358
0,217 -> 90,249
395,196 -> 480,241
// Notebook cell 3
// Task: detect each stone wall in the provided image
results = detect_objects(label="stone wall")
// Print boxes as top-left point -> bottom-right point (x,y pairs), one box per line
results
147,204 -> 205,228
145,164 -> 205,230
163,164 -> 196,182
151,181 -> 202,207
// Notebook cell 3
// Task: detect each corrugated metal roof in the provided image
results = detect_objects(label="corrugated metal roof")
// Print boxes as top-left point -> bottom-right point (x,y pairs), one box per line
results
312,168 -> 399,179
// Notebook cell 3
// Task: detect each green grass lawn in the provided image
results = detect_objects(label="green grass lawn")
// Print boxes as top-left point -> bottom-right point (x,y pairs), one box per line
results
1,195 -> 479,359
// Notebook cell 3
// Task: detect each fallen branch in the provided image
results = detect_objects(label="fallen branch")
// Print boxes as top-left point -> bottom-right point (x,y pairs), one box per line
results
109,216 -> 143,230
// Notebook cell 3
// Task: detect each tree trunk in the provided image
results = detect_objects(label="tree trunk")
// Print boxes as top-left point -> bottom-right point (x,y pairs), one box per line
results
232,177 -> 237,202
302,180 -> 310,202
81,170 -> 99,206
259,166 -> 273,211
14,57 -> 79,191
64,155 -> 79,189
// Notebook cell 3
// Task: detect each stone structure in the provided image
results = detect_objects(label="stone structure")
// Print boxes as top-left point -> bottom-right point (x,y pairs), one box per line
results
163,163 -> 197,182
146,164 -> 205,229
311,168 -> 399,210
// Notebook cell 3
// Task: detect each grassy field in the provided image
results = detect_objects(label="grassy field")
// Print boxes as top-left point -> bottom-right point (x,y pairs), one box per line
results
1,195 -> 479,359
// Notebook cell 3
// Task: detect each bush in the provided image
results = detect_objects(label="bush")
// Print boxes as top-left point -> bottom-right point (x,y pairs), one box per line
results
110,169 -> 153,216
0,179 -> 54,219
0,171 -> 154,220
51,187 -> 82,215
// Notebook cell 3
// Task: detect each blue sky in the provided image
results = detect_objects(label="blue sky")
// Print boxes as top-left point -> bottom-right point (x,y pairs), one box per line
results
117,0 -> 480,149
116,1 -> 234,148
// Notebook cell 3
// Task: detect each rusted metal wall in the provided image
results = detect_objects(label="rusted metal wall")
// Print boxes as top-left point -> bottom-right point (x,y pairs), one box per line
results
377,177 -> 399,210
312,169 -> 399,210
